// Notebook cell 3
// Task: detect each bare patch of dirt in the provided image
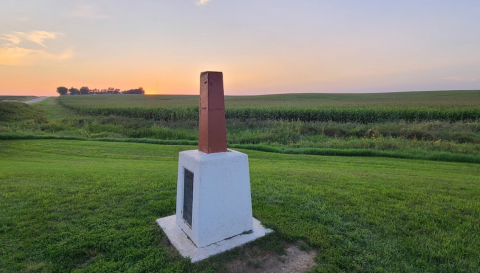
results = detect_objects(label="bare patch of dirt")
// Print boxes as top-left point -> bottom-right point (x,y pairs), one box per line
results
225,241 -> 317,273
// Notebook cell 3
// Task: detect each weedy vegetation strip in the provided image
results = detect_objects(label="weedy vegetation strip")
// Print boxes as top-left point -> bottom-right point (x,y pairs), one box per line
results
2,132 -> 480,164
4,96 -> 480,159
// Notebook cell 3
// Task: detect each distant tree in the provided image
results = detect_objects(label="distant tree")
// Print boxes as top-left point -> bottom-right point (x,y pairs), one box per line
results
122,87 -> 145,94
80,86 -> 90,95
56,86 -> 68,95
59,85 -> 146,95
68,87 -> 80,95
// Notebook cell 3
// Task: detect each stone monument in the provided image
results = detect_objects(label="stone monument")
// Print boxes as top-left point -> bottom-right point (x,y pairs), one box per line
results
156,72 -> 272,262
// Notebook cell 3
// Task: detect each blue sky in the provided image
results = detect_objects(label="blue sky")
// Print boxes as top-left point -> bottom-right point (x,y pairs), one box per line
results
1,0 -> 479,95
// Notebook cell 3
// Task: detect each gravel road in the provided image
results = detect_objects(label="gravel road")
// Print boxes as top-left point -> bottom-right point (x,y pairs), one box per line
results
24,96 -> 49,104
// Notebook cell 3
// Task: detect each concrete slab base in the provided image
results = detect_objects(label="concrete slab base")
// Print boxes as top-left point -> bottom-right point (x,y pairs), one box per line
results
157,215 -> 273,262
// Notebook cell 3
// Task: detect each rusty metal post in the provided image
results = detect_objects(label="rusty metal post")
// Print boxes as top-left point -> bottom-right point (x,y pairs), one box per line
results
198,71 -> 227,153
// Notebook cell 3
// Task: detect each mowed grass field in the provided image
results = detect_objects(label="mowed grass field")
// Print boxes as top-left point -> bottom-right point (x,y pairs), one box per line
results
1,139 -> 479,272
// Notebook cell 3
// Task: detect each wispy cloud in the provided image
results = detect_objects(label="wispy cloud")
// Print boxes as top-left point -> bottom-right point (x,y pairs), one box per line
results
0,31 -> 72,66
70,4 -> 111,19
196,0 -> 212,6
0,34 -> 22,45
0,31 -> 62,48
0,47 -> 73,66
443,76 -> 478,82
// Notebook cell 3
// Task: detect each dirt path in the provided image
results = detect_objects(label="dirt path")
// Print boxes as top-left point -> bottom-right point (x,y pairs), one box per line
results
225,242 -> 317,273
24,96 -> 49,104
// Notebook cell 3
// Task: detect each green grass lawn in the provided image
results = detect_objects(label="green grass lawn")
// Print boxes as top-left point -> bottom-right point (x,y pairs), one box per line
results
1,140 -> 479,272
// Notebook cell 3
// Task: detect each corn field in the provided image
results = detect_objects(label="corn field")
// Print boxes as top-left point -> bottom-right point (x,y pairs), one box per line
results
59,97 -> 480,123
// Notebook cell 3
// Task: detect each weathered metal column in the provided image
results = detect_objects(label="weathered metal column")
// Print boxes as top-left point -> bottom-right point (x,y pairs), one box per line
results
198,71 -> 227,154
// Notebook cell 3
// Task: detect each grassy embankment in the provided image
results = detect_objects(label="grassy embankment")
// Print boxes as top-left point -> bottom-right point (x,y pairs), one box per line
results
0,101 -> 44,122
1,91 -> 480,161
0,96 -> 37,102
1,140 -> 479,272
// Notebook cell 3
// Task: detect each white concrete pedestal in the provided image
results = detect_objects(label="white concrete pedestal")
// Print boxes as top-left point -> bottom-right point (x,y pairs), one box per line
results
156,149 -> 272,262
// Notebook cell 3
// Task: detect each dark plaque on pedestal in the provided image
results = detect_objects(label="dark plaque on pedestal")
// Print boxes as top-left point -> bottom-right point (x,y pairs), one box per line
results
183,169 -> 194,227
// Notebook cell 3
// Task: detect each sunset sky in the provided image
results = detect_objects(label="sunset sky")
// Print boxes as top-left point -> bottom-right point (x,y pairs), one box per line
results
1,0 -> 480,96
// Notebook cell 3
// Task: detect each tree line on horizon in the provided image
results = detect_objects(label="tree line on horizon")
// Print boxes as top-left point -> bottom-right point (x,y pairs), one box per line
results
56,86 -> 145,96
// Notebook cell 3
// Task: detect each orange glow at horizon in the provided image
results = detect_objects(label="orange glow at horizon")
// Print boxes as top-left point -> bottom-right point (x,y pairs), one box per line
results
2,1 -> 480,96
